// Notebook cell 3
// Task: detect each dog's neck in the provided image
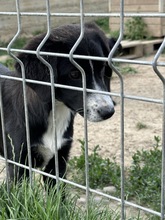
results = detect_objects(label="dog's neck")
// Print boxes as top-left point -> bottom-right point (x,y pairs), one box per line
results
42,101 -> 72,154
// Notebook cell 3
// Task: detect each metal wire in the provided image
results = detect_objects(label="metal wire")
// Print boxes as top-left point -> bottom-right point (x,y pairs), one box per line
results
108,0 -> 125,218
68,0 -> 90,215
35,0 -> 60,190
6,0 -> 33,186
152,38 -> 165,220
1,11 -> 165,18
0,81 -> 9,191
0,0 -> 165,219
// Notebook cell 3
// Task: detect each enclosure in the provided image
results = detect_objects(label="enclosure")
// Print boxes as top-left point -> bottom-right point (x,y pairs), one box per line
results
0,0 -> 165,219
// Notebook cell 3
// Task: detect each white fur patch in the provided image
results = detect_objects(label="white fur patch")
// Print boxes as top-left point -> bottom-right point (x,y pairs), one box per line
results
41,101 -> 72,156
87,60 -> 114,122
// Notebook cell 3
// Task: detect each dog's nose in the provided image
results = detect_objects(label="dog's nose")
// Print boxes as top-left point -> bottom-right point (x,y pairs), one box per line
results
97,107 -> 115,120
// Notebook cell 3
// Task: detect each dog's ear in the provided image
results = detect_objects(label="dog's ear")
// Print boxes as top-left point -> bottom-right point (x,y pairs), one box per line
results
14,35 -> 65,103
109,37 -> 122,56
15,35 -> 62,82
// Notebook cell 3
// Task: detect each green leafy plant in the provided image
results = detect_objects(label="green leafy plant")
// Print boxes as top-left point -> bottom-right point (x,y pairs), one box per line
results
69,140 -> 121,189
113,63 -> 138,75
69,137 -> 163,216
120,65 -> 137,75
124,136 -> 162,212
125,17 -> 149,40
95,18 -> 110,33
110,30 -> 120,39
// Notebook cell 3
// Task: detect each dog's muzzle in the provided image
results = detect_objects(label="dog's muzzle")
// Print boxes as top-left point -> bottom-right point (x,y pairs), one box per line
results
86,94 -> 115,122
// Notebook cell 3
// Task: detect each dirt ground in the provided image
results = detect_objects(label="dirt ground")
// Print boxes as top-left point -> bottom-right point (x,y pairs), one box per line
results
0,54 -> 164,181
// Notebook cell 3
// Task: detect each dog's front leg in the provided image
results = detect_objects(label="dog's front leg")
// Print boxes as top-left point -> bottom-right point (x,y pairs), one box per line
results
42,144 -> 71,199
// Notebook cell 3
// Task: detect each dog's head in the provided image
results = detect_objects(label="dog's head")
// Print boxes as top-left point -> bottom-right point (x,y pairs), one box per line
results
15,23 -> 118,122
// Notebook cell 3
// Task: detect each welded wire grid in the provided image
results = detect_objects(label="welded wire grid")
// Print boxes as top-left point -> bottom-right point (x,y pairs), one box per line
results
0,0 -> 165,219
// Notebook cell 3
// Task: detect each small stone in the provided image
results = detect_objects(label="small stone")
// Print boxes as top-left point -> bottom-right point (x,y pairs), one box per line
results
93,196 -> 102,203
95,188 -> 103,193
103,186 -> 116,194
77,196 -> 86,204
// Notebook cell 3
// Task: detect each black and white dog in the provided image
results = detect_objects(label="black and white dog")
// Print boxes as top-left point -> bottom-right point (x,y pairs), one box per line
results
0,23 -> 117,188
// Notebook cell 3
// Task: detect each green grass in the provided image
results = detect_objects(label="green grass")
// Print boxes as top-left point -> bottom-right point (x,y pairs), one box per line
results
0,37 -> 28,56
0,41 -> 8,56
11,37 -> 28,49
0,37 -> 29,69
0,180 -> 121,220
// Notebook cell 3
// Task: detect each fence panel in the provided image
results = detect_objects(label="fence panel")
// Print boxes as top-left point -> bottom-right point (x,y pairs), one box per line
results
0,0 -> 165,219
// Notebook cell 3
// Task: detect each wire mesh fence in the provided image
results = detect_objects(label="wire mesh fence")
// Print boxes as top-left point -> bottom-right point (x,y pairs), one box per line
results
0,0 -> 165,219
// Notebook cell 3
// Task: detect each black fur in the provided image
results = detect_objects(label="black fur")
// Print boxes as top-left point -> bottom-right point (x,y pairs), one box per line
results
0,22 -> 118,189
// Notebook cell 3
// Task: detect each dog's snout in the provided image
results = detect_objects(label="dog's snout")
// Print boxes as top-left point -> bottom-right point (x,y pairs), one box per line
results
86,93 -> 115,122
97,106 -> 115,120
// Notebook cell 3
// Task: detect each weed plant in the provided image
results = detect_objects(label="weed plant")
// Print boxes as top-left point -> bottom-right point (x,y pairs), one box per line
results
136,122 -> 147,130
120,66 -> 137,75
124,136 -> 162,212
95,18 -> 110,33
69,137 -> 162,214
69,140 -> 121,189
125,17 -> 149,40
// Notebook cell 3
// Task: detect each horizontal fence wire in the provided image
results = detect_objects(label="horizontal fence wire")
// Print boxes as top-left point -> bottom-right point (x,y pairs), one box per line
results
0,0 -> 165,219
1,12 -> 165,18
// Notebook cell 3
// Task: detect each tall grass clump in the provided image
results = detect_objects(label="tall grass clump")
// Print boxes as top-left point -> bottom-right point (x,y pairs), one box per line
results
0,179 -> 121,219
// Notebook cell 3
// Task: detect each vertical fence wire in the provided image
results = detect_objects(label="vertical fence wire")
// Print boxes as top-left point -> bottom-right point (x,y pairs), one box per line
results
35,0 -> 60,189
69,0 -> 90,215
152,37 -> 165,219
108,0 -> 125,218
6,0 -> 33,186
0,82 -> 9,192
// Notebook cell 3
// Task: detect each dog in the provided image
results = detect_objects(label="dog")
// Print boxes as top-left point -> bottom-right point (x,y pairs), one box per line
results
0,22 -> 117,189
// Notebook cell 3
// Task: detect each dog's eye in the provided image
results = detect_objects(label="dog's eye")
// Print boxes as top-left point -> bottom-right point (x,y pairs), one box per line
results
70,71 -> 81,79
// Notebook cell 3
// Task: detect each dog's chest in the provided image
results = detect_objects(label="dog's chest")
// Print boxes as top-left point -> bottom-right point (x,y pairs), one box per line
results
42,102 -> 71,154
